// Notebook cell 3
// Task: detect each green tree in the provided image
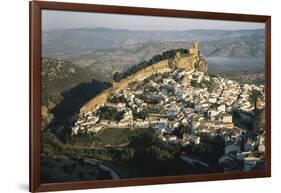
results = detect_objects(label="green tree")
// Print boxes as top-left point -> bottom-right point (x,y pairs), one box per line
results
121,148 -> 135,160
113,71 -> 123,82
249,90 -> 262,110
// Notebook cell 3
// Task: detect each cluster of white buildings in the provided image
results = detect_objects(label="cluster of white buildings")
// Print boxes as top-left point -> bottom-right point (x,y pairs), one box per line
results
235,84 -> 265,112
71,68 -> 265,172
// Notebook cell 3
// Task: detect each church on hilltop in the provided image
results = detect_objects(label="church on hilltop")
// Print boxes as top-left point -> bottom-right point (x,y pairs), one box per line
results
169,41 -> 208,73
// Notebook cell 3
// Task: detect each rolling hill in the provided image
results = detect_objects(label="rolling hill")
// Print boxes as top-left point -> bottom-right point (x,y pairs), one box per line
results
42,28 -> 264,57
42,28 -> 265,82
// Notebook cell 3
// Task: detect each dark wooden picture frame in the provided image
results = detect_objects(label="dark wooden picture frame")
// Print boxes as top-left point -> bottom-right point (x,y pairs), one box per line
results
30,1 -> 271,192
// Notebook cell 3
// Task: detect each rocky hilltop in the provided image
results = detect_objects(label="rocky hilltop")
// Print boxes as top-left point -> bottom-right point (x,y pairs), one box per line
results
42,41 -> 265,177
169,41 -> 208,73
80,42 -> 208,114
72,51 -> 265,173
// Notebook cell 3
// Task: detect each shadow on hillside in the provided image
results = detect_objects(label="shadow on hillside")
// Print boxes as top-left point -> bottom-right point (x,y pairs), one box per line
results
47,79 -> 109,142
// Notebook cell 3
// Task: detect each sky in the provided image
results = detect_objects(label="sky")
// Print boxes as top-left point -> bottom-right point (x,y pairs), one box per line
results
42,10 -> 265,31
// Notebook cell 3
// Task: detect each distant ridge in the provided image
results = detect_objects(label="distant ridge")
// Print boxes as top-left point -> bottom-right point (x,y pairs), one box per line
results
43,28 -> 264,56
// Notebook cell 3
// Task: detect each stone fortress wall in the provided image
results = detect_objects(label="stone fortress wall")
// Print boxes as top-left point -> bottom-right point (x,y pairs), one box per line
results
80,41 -> 208,114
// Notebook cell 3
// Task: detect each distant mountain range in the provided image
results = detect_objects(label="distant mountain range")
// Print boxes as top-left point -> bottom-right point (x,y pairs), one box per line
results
42,28 -> 265,81
43,27 -> 264,56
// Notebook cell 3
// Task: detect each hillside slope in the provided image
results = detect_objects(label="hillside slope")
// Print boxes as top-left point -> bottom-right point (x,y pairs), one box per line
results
41,58 -> 107,131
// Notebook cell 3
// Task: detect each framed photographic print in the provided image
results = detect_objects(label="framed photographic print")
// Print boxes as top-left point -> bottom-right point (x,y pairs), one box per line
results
30,1 -> 271,192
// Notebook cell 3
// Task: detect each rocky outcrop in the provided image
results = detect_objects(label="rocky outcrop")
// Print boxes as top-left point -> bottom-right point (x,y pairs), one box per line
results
198,58 -> 208,73
170,41 -> 208,73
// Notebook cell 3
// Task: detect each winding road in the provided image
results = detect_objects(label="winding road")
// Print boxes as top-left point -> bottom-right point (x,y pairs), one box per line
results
84,159 -> 121,179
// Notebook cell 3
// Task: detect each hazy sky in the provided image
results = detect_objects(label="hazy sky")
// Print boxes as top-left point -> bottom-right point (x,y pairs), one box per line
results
42,10 -> 265,31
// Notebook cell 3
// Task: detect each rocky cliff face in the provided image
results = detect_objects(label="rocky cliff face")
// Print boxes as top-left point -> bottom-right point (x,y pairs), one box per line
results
198,58 -> 208,73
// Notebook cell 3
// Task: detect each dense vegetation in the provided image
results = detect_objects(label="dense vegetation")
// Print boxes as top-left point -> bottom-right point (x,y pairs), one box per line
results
190,78 -> 217,92
42,124 -> 226,180
97,106 -> 124,122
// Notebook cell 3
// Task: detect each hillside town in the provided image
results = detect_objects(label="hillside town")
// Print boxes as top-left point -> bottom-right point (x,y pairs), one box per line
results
72,42 -> 265,172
